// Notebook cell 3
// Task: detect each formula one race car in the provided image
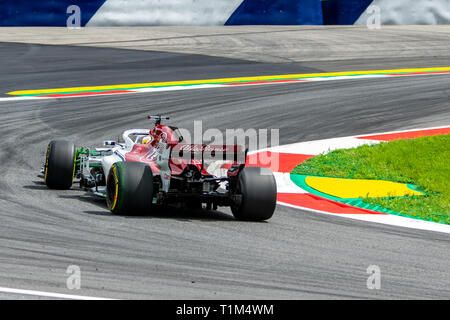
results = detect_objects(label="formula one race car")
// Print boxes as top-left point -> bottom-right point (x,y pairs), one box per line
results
41,116 -> 277,221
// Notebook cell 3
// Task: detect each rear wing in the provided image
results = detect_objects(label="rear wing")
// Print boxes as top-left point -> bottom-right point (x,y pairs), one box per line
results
171,143 -> 247,166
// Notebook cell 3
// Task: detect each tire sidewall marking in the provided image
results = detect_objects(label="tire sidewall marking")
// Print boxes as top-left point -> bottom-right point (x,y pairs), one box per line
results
71,146 -> 77,183
110,164 -> 119,211
44,143 -> 51,183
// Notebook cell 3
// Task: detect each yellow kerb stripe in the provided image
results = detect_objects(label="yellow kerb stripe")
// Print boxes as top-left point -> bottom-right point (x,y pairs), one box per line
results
305,176 -> 423,199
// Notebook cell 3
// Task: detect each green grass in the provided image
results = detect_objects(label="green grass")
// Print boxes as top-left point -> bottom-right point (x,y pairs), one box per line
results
292,134 -> 450,224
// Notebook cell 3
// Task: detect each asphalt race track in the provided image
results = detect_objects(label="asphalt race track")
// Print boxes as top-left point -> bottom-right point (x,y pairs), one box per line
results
0,41 -> 449,299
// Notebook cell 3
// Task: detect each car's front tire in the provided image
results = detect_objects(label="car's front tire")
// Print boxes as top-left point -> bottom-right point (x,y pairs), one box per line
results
231,167 -> 277,221
106,162 -> 154,215
44,140 -> 76,189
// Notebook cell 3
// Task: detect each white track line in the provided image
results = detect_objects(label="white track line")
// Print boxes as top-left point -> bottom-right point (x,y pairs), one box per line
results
273,172 -> 307,194
0,286 -> 115,300
0,96 -> 50,102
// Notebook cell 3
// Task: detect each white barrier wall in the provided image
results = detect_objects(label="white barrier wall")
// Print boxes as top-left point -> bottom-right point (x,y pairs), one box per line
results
355,0 -> 450,25
87,0 -> 244,26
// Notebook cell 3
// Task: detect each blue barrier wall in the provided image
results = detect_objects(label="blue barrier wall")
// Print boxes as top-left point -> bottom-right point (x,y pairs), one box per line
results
0,0 -> 106,26
321,0 -> 373,25
225,0 -> 323,25
1,0 -> 448,26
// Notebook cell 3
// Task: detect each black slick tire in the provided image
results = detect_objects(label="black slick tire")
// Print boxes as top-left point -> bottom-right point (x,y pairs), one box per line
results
106,162 -> 154,215
231,167 -> 277,221
44,140 -> 76,190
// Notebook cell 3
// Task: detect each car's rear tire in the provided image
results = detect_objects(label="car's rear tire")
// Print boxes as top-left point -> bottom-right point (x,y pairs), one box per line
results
44,140 -> 76,189
106,162 -> 154,215
231,167 -> 277,221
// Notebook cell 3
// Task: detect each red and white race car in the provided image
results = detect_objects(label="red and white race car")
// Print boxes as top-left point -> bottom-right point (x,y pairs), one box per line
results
41,116 -> 277,221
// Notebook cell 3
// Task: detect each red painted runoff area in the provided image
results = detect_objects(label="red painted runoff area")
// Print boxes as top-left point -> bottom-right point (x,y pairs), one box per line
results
221,79 -> 307,86
277,193 -> 388,214
358,127 -> 450,141
246,152 -> 314,173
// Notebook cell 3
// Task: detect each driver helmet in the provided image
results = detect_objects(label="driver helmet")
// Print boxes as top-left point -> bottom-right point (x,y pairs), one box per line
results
142,135 -> 153,144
